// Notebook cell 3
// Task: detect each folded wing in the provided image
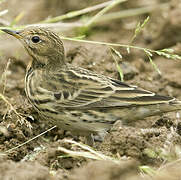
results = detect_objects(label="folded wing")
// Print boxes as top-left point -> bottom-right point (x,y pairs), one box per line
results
47,67 -> 174,109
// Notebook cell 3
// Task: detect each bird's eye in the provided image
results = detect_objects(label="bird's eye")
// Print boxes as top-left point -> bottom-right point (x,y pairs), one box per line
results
31,36 -> 40,43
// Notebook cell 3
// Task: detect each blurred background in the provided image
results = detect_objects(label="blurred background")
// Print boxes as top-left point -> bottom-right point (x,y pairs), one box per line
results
0,0 -> 181,179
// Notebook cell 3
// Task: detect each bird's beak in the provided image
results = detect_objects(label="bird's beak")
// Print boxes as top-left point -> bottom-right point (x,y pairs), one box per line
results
1,29 -> 22,39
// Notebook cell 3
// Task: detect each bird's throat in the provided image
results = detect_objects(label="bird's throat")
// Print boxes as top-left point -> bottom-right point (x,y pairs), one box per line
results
29,55 -> 66,71
26,58 -> 46,72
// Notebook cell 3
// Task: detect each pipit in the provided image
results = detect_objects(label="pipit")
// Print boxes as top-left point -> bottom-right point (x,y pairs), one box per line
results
2,27 -> 181,144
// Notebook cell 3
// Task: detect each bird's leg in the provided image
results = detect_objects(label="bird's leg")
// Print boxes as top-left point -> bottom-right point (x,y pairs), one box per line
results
85,131 -> 108,146
94,131 -> 108,142
85,134 -> 94,146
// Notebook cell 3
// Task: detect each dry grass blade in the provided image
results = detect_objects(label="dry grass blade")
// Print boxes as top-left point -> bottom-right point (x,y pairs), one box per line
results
85,0 -> 127,27
4,125 -> 56,154
58,147 -> 104,160
0,93 -> 21,118
58,139 -> 120,163
42,0 -> 117,23
0,93 -> 32,128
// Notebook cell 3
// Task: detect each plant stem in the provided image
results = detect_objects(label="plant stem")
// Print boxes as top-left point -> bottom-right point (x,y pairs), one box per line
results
85,0 -> 127,27
42,0 -> 118,23
95,3 -> 168,22
61,36 -> 152,52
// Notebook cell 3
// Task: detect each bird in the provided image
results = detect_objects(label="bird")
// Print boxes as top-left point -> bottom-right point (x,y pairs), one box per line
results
2,27 -> 181,145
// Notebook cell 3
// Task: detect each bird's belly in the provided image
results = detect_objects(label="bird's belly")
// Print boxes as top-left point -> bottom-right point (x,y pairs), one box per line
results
40,104 -> 181,134
38,109 -> 113,135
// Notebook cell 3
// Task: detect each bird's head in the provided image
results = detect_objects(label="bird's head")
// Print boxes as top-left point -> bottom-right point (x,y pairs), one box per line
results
2,27 -> 65,67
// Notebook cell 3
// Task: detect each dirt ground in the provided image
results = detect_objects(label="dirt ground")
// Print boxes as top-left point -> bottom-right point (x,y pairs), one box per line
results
0,0 -> 181,179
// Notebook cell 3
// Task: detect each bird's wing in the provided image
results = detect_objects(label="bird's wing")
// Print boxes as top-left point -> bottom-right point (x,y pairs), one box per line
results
44,67 -> 174,109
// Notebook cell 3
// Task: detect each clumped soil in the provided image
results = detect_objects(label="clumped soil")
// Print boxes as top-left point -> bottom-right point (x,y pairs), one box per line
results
0,0 -> 181,179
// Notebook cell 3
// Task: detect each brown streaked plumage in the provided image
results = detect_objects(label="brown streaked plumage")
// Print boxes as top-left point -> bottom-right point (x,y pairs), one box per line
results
2,27 -> 181,145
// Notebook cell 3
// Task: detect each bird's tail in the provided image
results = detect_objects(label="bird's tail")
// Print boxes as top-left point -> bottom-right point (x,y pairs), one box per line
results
149,99 -> 181,115
166,99 -> 181,112
170,100 -> 181,106
118,99 -> 181,124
